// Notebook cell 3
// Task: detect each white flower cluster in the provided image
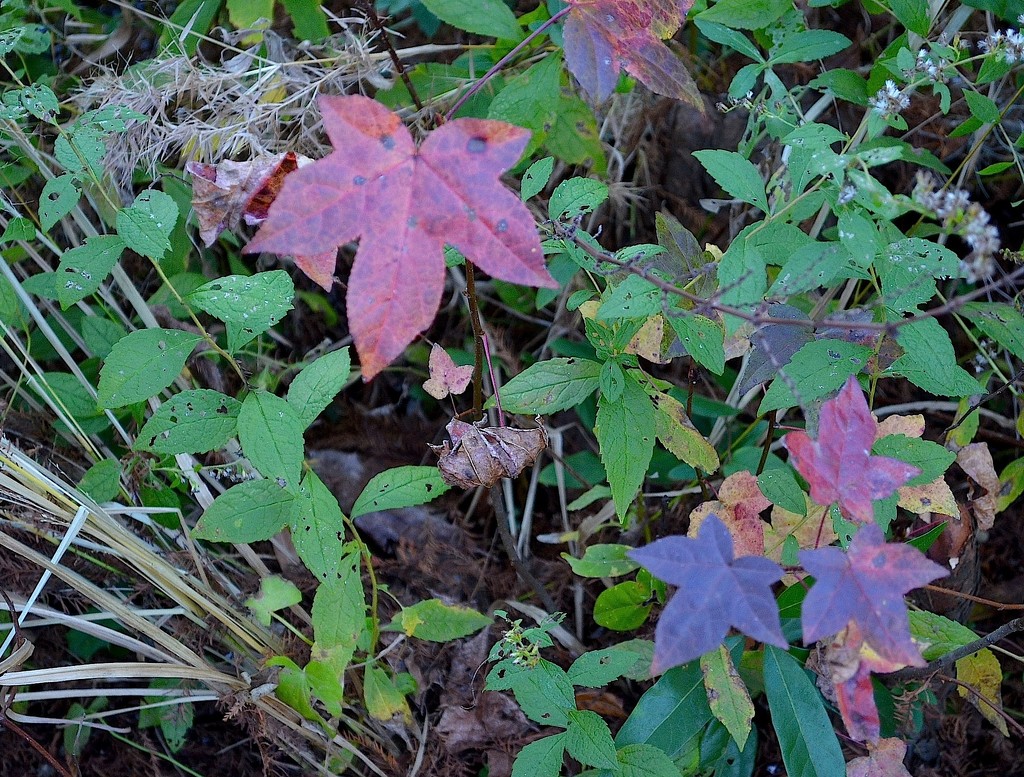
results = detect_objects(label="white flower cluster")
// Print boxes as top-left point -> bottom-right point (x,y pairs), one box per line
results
912,173 -> 1001,283
910,48 -> 951,83
978,17 -> 1024,63
868,80 -> 910,118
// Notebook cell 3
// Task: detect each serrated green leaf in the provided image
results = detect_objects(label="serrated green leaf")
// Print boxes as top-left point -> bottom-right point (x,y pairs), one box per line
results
757,468 -> 806,515
135,389 -> 241,454
693,20 -> 764,61
692,150 -> 769,213
97,328 -> 202,408
767,242 -> 848,297
770,30 -> 850,63
613,743 -> 680,777
873,435 -> 955,487
40,174 -> 81,231
485,658 -> 575,727
497,357 -> 601,414
387,599 -> 491,643
962,302 -> 1024,362
875,238 -> 960,312
77,459 -> 121,502
596,372 -> 656,520
55,126 -> 105,177
562,543 -> 640,578
594,581 -> 651,631
286,347 -> 352,429
116,189 -> 177,260
564,709 -> 617,769
700,645 -> 754,749
193,479 -> 297,542
80,317 -> 127,359
759,339 -> 872,413
887,318 -> 984,397
238,391 -> 304,489
600,359 -> 625,403
419,0 -> 521,40
964,90 -> 1000,124
567,646 -> 643,688
511,733 -> 566,777
616,661 -> 712,758
56,235 -> 125,308
246,575 -> 302,627
521,157 -> 554,201
696,0 -> 791,29
0,216 -> 34,244
291,471 -> 349,582
549,177 -> 609,221
908,610 -> 978,661
350,466 -> 450,519
763,646 -> 844,777
312,553 -> 365,652
598,275 -> 661,320
364,664 -> 411,722
140,679 -> 193,753
889,0 -> 931,34
189,270 -> 294,353
668,313 -> 726,375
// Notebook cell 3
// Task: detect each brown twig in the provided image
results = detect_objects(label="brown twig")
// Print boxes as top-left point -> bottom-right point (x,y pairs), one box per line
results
490,488 -> 559,613
893,616 -> 1024,681
936,673 -> 1024,737
923,585 -> 1024,611
465,262 -> 485,422
356,1 -> 425,113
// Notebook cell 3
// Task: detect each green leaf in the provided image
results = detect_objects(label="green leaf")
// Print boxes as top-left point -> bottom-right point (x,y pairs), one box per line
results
549,177 -> 609,221
875,238 -> 960,312
700,646 -> 754,749
291,471 -> 349,582
363,664 -> 411,721
909,611 -> 979,661
189,271 -> 294,353
567,646 -> 643,688
963,90 -> 1001,124
613,743 -> 680,777
692,150 -> 769,213
511,733 -> 566,777
887,318 -> 985,397
594,582 -> 651,631
759,339 -> 872,413
78,459 -> 121,502
497,357 -> 602,414
598,275 -> 662,320
596,372 -> 657,520
872,435 -> 955,487
562,543 -> 640,578
486,658 -> 575,726
350,465 -> 451,519
962,302 -> 1024,362
56,236 -> 125,308
312,552 -> 365,652
763,646 -> 845,777
81,316 -> 126,359
651,392 -> 720,473
521,157 -> 554,200
616,661 -> 713,758
193,479 -> 297,542
770,30 -> 850,64
600,360 -> 626,403
140,679 -> 193,752
135,389 -> 241,455
767,242 -> 849,297
238,391 -> 304,489
419,0 -> 522,40
245,575 -> 302,627
668,314 -> 725,375
696,0 -> 791,30
564,709 -> 617,769
97,328 -> 202,408
889,0 -> 932,35
757,468 -> 807,515
693,20 -> 764,61
115,189 -> 178,260
998,457 -> 1024,512
40,174 -> 81,231
489,53 -> 560,150
286,347 -> 352,429
0,216 -> 34,243
226,0 -> 273,30
386,599 -> 491,642
279,0 -> 330,40
978,160 -> 1015,176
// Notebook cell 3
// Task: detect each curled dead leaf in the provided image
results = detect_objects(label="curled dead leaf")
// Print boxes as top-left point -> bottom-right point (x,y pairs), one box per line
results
430,418 -> 547,489
956,442 -> 999,531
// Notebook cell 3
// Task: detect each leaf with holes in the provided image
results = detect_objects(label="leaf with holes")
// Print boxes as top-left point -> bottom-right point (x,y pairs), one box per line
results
628,514 -> 786,672
799,522 -> 946,665
784,377 -> 920,523
564,0 -> 701,105
56,235 -> 125,308
135,389 -> 241,455
245,95 -> 554,379
97,328 -> 202,408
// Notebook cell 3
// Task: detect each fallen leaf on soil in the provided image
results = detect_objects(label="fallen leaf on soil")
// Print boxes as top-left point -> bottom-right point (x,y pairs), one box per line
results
785,377 -> 920,523
431,418 -> 547,489
244,95 -> 554,379
423,344 -> 474,399
564,0 -> 701,106
956,442 -> 999,530
688,471 -> 769,556
846,735 -> 912,776
799,522 -> 946,666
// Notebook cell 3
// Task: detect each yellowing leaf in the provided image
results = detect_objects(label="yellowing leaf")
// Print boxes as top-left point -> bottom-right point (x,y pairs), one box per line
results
956,649 -> 1008,736
626,314 -> 669,363
652,391 -> 719,473
897,477 -> 958,517
700,645 -> 754,749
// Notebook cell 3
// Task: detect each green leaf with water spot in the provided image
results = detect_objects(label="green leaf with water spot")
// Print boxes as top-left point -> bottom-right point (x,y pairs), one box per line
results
189,270 -> 294,353
135,389 -> 241,454
56,236 -> 125,308
116,189 -> 177,260
97,328 -> 202,408
759,339 -> 872,413
238,390 -> 304,489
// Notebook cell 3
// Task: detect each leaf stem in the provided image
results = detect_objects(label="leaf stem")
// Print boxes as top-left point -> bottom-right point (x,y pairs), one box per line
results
443,7 -> 571,122
356,1 -> 425,113
465,261 -> 485,421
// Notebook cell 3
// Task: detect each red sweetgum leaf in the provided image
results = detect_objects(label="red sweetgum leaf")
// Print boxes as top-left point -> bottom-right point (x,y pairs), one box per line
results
244,95 -> 554,379
846,737 -> 912,777
799,522 -> 946,666
423,343 -> 474,399
628,513 -> 786,673
784,376 -> 920,523
564,0 -> 702,106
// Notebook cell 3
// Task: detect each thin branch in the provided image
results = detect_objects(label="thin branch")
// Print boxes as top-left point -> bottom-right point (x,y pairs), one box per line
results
893,616 -> 1024,681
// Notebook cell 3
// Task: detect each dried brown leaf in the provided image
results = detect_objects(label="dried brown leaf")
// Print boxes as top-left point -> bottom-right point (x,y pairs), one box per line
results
431,418 -> 547,489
